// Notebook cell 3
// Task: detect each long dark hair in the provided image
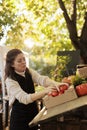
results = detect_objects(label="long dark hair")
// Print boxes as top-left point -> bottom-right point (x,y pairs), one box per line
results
5,49 -> 23,80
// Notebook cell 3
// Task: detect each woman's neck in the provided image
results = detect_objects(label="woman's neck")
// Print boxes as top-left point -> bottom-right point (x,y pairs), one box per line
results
15,70 -> 25,77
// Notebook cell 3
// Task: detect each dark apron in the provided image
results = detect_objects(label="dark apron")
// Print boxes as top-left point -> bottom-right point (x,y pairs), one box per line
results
10,71 -> 38,130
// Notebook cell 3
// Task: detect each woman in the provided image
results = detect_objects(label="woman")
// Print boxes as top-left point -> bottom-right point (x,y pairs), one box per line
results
5,49 -> 68,130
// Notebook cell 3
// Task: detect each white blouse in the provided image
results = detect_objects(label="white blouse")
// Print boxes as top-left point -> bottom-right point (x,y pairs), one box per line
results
5,68 -> 58,107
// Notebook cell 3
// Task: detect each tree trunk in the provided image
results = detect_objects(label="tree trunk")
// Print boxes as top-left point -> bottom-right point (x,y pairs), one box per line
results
57,0 -> 87,63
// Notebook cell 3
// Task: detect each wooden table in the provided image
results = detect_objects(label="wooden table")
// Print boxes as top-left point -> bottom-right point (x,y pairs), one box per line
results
29,95 -> 87,127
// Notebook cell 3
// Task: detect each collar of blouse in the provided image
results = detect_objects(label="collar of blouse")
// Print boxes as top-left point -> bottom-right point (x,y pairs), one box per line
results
15,70 -> 25,77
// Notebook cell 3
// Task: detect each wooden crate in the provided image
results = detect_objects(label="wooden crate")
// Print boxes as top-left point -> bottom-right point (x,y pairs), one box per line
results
43,88 -> 77,109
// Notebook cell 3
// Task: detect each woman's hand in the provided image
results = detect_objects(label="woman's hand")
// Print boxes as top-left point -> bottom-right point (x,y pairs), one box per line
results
45,82 -> 69,95
55,82 -> 69,91
46,83 -> 69,97
44,85 -> 56,95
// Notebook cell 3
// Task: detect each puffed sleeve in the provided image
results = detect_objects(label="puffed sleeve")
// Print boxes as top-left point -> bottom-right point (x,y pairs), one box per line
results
5,78 -> 34,107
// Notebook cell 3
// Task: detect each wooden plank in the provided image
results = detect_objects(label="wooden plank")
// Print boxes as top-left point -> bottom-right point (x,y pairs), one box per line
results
29,95 -> 87,126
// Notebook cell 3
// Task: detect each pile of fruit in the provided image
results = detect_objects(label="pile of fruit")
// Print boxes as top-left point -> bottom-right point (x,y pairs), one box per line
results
48,73 -> 87,97
48,84 -> 68,97
62,75 -> 87,97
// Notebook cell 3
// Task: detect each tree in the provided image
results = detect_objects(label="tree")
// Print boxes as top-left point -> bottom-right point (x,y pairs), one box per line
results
1,0 -> 87,63
57,0 -> 87,63
23,0 -> 74,55
0,0 -> 28,49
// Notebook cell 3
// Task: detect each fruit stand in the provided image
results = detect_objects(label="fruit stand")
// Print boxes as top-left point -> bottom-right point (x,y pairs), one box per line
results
29,65 -> 87,130
29,94 -> 87,130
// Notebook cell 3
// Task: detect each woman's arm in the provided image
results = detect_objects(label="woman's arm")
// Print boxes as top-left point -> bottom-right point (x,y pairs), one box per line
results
29,68 -> 68,89
5,78 -> 54,106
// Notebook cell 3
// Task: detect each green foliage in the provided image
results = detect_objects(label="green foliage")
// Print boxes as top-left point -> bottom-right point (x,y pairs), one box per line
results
51,55 -> 70,81
29,54 -> 56,77
0,0 -> 74,51
0,0 -> 86,48
71,75 -> 87,87
0,0 -> 87,75
35,85 -> 44,92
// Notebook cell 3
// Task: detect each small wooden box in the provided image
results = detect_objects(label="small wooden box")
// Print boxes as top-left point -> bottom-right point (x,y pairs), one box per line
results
76,67 -> 87,78
43,87 -> 77,109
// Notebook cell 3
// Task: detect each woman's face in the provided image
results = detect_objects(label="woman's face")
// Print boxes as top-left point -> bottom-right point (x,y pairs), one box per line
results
12,53 -> 26,72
